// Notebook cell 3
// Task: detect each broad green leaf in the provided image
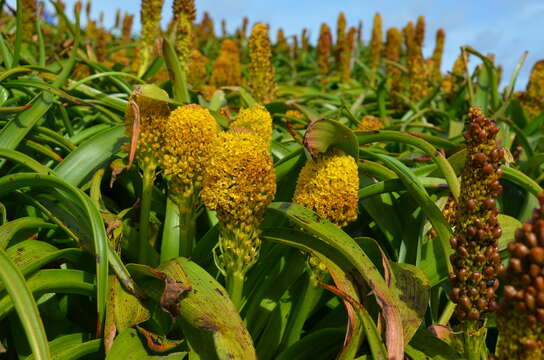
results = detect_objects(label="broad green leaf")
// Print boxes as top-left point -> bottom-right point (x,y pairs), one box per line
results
0,248 -> 49,359
25,333 -> 102,360
0,217 -> 55,249
107,328 -> 186,359
303,118 -> 359,159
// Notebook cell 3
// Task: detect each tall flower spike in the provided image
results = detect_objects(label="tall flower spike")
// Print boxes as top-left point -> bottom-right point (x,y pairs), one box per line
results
403,21 -> 414,54
140,0 -> 164,73
211,39 -> 242,87
197,12 -> 215,44
22,0 -> 37,42
520,60 -> 544,120
335,12 -> 346,64
122,13 -> 134,44
369,12 -> 383,76
248,24 -> 276,103
384,27 -> 402,95
317,23 -> 332,80
407,19 -> 427,102
187,49 -> 208,92
275,28 -> 289,54
173,0 -> 195,72
415,15 -> 425,49
293,150 -> 359,228
230,104 -> 273,144
432,29 -> 445,82
357,20 -> 363,44
161,105 -> 217,200
442,52 -> 466,97
301,28 -> 309,52
201,130 -> 276,280
449,107 -> 504,323
496,193 -> 544,359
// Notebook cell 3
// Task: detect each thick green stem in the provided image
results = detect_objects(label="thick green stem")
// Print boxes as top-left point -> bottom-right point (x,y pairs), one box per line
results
463,321 -> 488,360
279,272 -> 322,351
226,271 -> 245,310
160,196 -> 181,263
438,300 -> 456,326
179,197 -> 196,258
138,165 -> 155,264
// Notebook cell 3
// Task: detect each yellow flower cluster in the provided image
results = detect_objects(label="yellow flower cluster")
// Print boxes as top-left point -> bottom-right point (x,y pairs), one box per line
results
173,0 -> 195,22
520,60 -> 544,119
432,29 -> 446,82
317,23 -> 332,78
230,104 -> 273,144
201,130 -> 276,272
211,39 -> 241,87
293,151 -> 359,227
369,13 -> 383,74
275,28 -> 289,54
356,115 -> 384,131
335,12 -> 346,64
442,52 -> 466,97
161,105 -> 217,195
384,27 -> 402,94
248,24 -> 276,103
124,86 -> 171,168
406,17 -> 428,102
415,15 -> 425,49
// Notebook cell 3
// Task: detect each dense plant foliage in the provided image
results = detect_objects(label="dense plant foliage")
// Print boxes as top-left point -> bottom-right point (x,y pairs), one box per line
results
0,0 -> 543,359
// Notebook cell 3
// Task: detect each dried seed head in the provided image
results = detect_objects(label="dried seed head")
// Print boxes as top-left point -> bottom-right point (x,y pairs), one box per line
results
449,107 -> 503,324
496,193 -> 544,359
293,150 -> 359,227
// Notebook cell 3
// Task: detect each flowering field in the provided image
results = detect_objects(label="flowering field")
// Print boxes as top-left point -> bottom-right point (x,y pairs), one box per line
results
0,0 -> 543,359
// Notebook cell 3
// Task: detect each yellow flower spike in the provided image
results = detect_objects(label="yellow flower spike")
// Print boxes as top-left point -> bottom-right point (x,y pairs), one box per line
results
187,49 -> 209,92
161,104 -> 218,194
369,12 -> 383,75
520,60 -> 544,119
124,86 -> 171,169
293,150 -> 359,228
356,115 -> 384,131
275,28 -> 289,54
442,52 -> 466,98
432,29 -> 446,82
211,39 -> 242,87
384,27 -> 402,96
173,0 -> 195,71
140,0 -> 164,73
317,23 -> 332,79
403,21 -> 415,53
202,130 -> 276,281
335,12 -> 346,63
230,104 -> 273,144
22,0 -> 37,42
340,26 -> 356,84
301,28 -> 310,52
197,11 -> 215,45
248,23 -> 276,103
122,13 -> 134,44
415,15 -> 425,49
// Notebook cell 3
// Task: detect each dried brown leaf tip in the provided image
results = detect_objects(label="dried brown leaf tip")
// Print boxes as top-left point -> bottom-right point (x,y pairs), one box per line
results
449,107 -> 504,322
496,193 -> 544,359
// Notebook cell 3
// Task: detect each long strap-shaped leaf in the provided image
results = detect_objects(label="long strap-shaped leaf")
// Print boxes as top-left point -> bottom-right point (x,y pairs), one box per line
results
0,248 -> 50,359
356,130 -> 460,199
0,173 -> 108,334
266,204 -> 404,360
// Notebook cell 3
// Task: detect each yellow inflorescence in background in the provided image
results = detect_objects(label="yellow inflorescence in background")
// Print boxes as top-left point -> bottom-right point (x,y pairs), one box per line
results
432,29 -> 446,82
369,12 -> 383,75
140,0 -> 164,69
230,104 -> 273,144
356,115 -> 384,131
248,23 -> 276,103
520,60 -> 544,119
384,27 -> 402,94
187,49 -> 208,92
211,39 -> 242,87
294,151 -> 359,227
22,0 -> 37,42
317,23 -> 332,79
161,104 -> 217,193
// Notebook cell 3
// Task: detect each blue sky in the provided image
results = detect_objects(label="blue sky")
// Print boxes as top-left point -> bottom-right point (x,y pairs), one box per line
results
10,0 -> 544,89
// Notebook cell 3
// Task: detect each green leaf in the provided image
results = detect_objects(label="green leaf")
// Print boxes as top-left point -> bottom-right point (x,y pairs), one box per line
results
55,126 -> 127,187
0,217 -> 55,249
264,204 -> 404,359
107,328 -> 186,359
25,333 -> 102,360
0,248 -> 50,359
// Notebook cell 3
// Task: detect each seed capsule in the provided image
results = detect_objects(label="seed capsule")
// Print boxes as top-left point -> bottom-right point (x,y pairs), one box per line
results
530,247 -> 544,264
